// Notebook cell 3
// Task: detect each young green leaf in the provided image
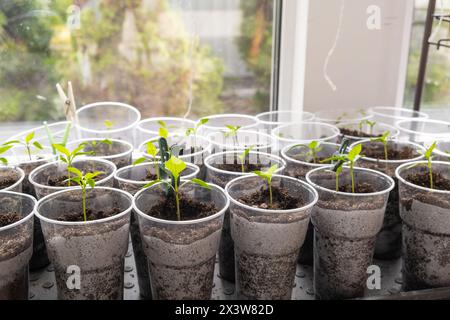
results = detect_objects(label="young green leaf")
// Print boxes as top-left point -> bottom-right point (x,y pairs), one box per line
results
0,157 -> 8,165
165,156 -> 186,182
253,164 -> 279,207
67,166 -> 83,178
347,143 -> 362,162
53,144 -> 71,157
133,157 -> 147,166
191,178 -> 211,190
25,132 -> 35,144
146,142 -> 158,158
143,179 -> 162,189
33,141 -> 43,150
104,120 -> 114,129
0,145 -> 12,155
159,127 -> 169,139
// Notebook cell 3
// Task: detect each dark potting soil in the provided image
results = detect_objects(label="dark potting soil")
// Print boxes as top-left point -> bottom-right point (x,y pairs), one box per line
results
406,171 -> 450,191
337,182 -> 376,194
339,128 -> 381,138
147,193 -> 218,221
56,207 -> 122,222
0,178 -> 18,190
215,163 -> 263,173
237,186 -> 304,210
48,172 -> 106,187
362,144 -> 418,160
0,213 -> 21,227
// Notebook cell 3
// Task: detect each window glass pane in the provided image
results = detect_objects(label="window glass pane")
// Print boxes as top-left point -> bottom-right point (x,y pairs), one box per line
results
0,0 -> 275,131
404,0 -> 450,117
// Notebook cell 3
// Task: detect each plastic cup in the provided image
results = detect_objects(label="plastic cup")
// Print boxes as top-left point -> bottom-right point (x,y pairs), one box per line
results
337,121 -> 399,144
76,102 -> 141,146
133,182 -> 229,300
29,158 -> 116,200
271,122 -> 340,150
35,187 -> 133,300
306,166 -> 394,299
198,114 -> 260,137
369,106 -> 429,127
226,175 -> 318,299
434,140 -> 450,161
0,191 -> 35,300
207,130 -> 276,154
0,166 -> 25,193
136,117 -> 196,146
256,110 -> 315,132
395,119 -> 450,144
315,109 -> 373,125
396,161 -> 450,291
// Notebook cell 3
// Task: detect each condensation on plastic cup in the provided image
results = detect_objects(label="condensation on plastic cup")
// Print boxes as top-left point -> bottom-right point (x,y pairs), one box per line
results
76,102 -> 141,145
369,106 -> 429,127
395,118 -> 450,144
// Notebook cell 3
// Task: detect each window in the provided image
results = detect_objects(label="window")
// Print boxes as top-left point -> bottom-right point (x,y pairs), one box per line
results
404,0 -> 450,116
0,0 -> 276,129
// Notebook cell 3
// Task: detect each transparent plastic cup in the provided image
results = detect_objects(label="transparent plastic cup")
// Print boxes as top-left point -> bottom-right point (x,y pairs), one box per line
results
306,166 -> 394,300
133,182 -> 229,300
205,151 -> 285,283
369,106 -> 429,127
337,121 -> 399,144
3,146 -> 57,197
315,109 -> 373,125
0,191 -> 35,300
139,135 -> 211,179
35,187 -> 133,300
226,175 -> 318,299
395,119 -> 450,144
0,166 -> 25,193
396,161 -> 450,291
256,110 -> 315,132
76,102 -> 141,146
29,158 -> 116,200
352,139 -> 425,260
271,122 -> 340,150
434,140 -> 450,161
281,142 -> 340,180
136,117 -> 196,146
66,138 -> 133,169
6,121 -> 78,147
207,130 -> 276,154
198,114 -> 260,136
115,162 -> 200,298
3,146 -> 57,270
281,142 -> 340,265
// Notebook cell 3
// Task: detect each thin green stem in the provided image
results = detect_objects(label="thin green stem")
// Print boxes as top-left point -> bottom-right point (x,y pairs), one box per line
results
82,187 -> 87,222
350,162 -> 355,194
383,143 -> 388,161
268,181 -> 273,207
429,161 -> 434,189
335,173 -> 339,192
26,144 -> 32,161
174,181 -> 181,221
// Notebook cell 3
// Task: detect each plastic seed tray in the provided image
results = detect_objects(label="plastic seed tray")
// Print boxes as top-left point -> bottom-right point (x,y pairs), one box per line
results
29,237 -> 404,300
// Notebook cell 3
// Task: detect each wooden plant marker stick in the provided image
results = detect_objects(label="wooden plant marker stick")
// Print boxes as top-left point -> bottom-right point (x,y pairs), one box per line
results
56,81 -> 81,139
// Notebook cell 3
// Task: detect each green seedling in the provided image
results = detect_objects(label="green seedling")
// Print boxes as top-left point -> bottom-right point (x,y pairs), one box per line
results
83,139 -> 113,156
253,164 -> 279,208
186,118 -> 209,137
53,143 -> 94,186
0,145 -> 13,165
294,140 -> 322,164
224,125 -> 242,148
133,140 -> 160,179
158,120 -> 169,139
370,131 -> 390,161
359,120 -> 377,135
412,142 -> 437,190
186,118 -> 209,150
323,142 -> 362,193
3,131 -> 44,161
144,156 -> 210,221
238,145 -> 255,173
44,121 -> 72,155
104,120 -> 115,130
67,167 -> 104,222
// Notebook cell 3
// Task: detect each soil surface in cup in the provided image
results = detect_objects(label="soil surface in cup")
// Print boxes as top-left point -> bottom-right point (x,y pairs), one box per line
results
82,140 -> 122,157
214,162 -> 263,173
146,193 -> 218,222
336,182 -> 376,194
143,168 -> 192,182
55,207 -> 122,222
361,144 -> 418,160
0,170 -> 20,190
339,128 -> 381,138
0,213 -> 20,227
405,172 -> 450,191
47,165 -> 107,187
237,186 -> 303,210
